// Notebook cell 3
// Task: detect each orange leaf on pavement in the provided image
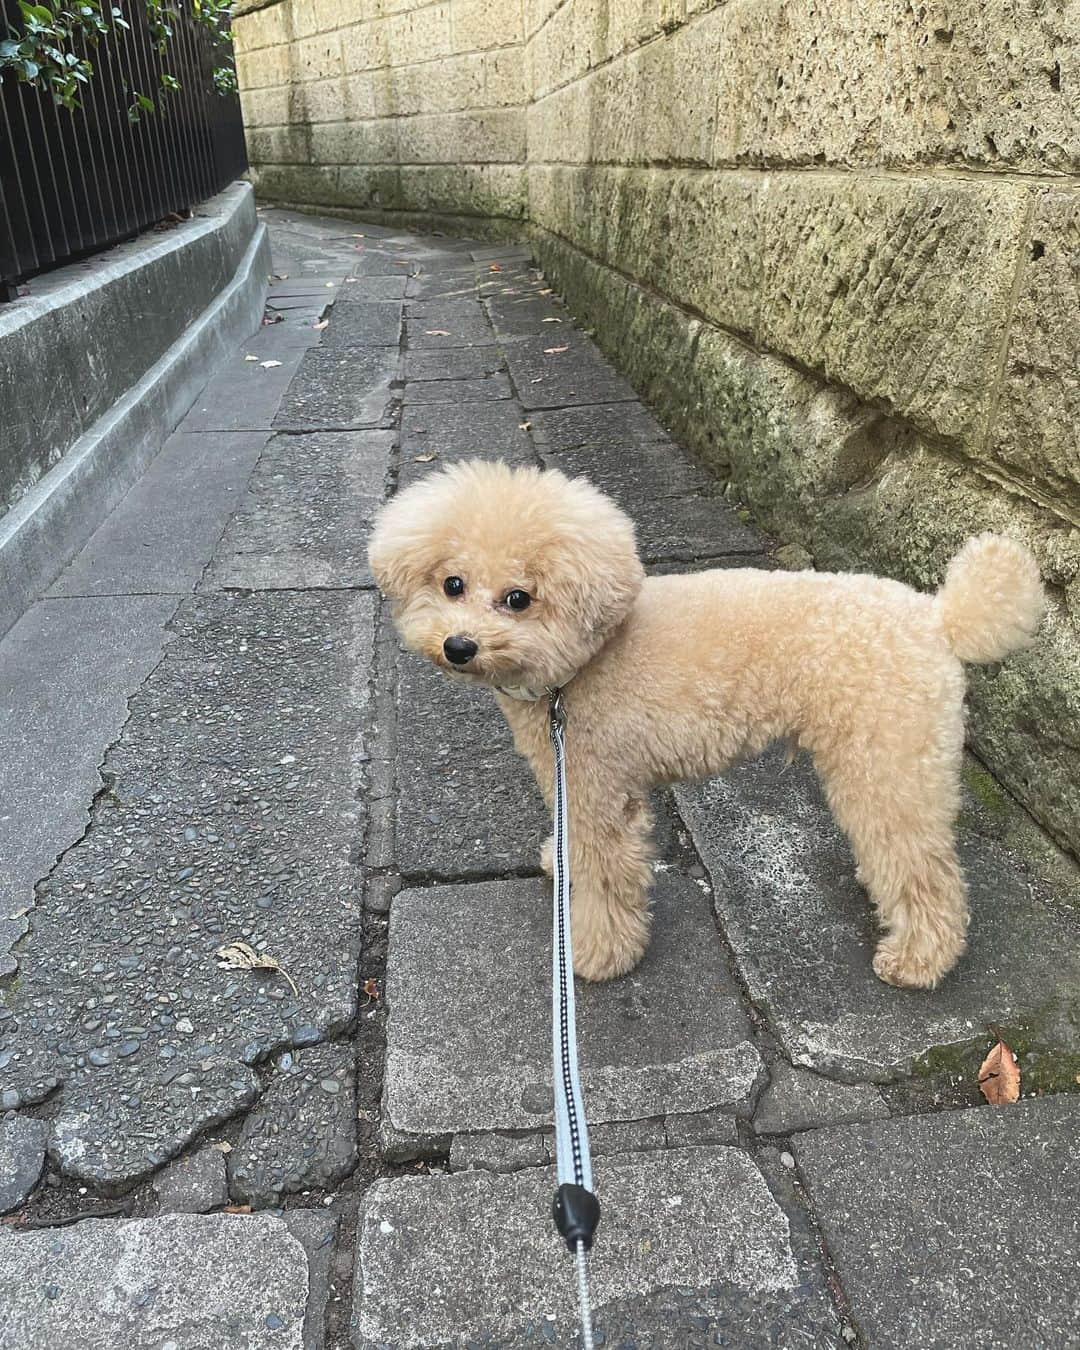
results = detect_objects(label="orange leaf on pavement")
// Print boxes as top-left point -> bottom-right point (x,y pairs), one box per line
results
978,1039 -> 1020,1105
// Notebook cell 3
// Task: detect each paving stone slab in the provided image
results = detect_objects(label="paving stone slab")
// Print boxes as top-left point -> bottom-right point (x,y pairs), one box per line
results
403,297 -> 486,321
532,406 -> 766,560
404,273 -> 481,302
485,293 -> 573,337
50,431 -> 269,597
383,876 -> 759,1151
676,747 -> 1080,1082
353,1147 -> 836,1348
151,1145 -> 229,1213
403,373 -> 512,403
503,335 -> 638,410
0,591 -> 373,1187
339,274 -> 408,301
204,430 -> 392,591
228,1043 -> 357,1208
0,1212 -> 311,1349
0,594 -> 176,976
321,300 -> 403,350
403,347 -> 505,382
0,1112 -> 46,1212
398,402 -> 535,488
350,252 -> 419,278
273,347 -> 398,430
752,1061 -> 889,1136
404,315 -> 497,348
393,654 -> 545,879
793,1097 -> 1080,1348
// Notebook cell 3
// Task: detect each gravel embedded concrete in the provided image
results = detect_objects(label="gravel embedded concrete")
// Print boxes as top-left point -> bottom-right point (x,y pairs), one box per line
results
0,1111 -> 46,1213
151,1146 -> 230,1213
228,1043 -> 358,1208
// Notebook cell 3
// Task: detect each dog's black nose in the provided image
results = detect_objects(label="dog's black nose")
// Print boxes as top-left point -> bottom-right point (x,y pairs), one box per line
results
443,634 -> 478,666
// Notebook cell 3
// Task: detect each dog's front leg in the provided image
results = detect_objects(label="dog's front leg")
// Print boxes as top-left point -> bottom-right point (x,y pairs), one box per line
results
567,786 -> 655,982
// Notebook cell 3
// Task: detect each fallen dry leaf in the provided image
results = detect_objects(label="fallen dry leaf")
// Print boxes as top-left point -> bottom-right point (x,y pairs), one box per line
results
413,451 -> 439,463
518,422 -> 531,431
259,360 -> 282,369
215,940 -> 299,999
312,319 -> 329,330
541,317 -> 563,324
488,263 -> 502,272
224,1204 -> 252,1214
362,977 -> 380,1006
978,1039 -> 1020,1105
538,287 -> 553,295
424,329 -> 452,336
544,345 -> 569,354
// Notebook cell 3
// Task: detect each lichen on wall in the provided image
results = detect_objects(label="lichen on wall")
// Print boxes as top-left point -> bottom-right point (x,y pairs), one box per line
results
234,0 -> 1080,859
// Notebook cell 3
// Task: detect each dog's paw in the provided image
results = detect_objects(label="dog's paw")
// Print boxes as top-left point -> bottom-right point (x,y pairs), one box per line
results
872,934 -> 964,990
539,835 -> 554,878
571,904 -> 650,982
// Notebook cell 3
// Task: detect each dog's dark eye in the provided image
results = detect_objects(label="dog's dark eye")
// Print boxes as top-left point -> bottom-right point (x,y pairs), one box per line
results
443,576 -> 465,597
505,589 -> 531,611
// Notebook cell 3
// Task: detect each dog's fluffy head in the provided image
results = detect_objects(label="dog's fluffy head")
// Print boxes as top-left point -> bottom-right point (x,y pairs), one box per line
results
368,460 -> 644,690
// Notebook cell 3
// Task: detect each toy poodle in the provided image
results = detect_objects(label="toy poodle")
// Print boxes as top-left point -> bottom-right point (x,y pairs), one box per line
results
369,460 -> 1044,990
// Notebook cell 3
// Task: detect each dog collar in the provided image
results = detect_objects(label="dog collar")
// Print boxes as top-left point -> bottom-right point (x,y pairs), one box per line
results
494,683 -> 555,702
495,670 -> 578,703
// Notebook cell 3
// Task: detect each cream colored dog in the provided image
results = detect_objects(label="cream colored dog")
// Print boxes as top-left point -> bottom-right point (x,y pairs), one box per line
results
369,460 -> 1044,990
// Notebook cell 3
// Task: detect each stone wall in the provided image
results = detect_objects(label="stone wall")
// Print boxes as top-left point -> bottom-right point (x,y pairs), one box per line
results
233,0 -> 527,233
234,0 -> 1080,858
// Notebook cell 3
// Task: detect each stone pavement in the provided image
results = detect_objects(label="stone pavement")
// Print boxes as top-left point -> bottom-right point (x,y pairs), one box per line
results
1,208 -> 1079,1348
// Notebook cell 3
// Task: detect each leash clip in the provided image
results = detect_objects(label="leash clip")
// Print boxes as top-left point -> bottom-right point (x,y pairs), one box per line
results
549,685 -> 567,732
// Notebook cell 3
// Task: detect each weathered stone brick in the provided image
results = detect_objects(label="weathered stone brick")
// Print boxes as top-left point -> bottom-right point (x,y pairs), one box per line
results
712,0 -> 1080,172
396,108 -> 526,163
340,18 -> 388,73
530,165 -> 759,335
385,52 -> 487,116
310,118 -> 399,165
293,30 -> 343,81
757,174 -> 1029,444
451,0 -> 524,52
528,11 -> 722,166
386,3 -> 452,66
484,47 -> 526,106
987,190 -> 1080,512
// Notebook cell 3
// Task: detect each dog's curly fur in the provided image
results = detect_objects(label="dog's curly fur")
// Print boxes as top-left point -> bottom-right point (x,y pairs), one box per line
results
370,460 -> 1045,989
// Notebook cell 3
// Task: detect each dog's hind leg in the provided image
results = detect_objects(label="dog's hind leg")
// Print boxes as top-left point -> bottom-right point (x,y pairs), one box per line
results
813,724 -> 969,990
568,792 -> 655,982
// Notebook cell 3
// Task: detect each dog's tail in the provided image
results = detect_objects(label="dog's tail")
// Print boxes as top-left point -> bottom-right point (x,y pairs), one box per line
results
934,533 -> 1044,664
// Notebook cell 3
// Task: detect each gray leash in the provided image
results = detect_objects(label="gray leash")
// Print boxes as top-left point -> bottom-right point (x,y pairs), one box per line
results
549,688 -> 600,1347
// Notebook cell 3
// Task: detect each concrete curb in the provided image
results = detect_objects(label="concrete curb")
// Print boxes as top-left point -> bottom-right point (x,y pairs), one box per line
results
0,187 -> 270,638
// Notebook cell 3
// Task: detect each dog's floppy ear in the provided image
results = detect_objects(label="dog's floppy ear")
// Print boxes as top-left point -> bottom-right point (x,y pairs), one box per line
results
367,476 -> 444,602
537,475 -> 645,642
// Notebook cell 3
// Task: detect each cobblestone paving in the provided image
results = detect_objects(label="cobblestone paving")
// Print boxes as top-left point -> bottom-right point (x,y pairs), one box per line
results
1,210 -> 1078,1348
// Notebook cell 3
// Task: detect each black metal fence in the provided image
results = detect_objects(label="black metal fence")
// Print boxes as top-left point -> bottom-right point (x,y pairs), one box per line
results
0,0 -> 247,300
